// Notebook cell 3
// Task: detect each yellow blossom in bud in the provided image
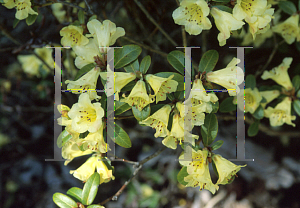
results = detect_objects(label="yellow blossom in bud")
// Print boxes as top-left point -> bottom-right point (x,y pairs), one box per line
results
140,105 -> 171,138
243,88 -> 262,114
259,90 -> 280,108
206,58 -> 244,96
272,14 -> 299,44
68,93 -> 104,133
145,74 -> 178,103
212,154 -> 246,185
210,7 -> 245,46
70,155 -> 114,184
172,0 -> 212,35
60,25 -> 89,47
264,97 -> 296,127
3,0 -> 38,20
62,140 -> 93,165
65,67 -> 101,101
261,57 -> 293,90
121,80 -> 154,111
233,0 -> 268,23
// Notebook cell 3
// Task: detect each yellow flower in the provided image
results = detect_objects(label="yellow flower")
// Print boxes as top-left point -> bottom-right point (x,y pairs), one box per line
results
264,97 -> 296,127
241,26 -> 273,47
68,93 -> 105,133
190,79 -> 218,106
60,25 -> 89,47
121,80 -> 154,111
233,0 -> 269,23
259,90 -> 280,109
3,0 -> 38,20
140,105 -> 171,138
62,140 -> 93,165
172,0 -> 212,35
261,57 -> 293,90
162,132 -> 198,149
272,14 -> 300,44
176,101 -> 205,127
145,74 -> 178,103
206,58 -> 244,96
212,154 -> 246,185
179,149 -> 208,174
65,67 -> 101,101
210,7 -> 245,46
70,155 -> 114,184
243,87 -> 262,114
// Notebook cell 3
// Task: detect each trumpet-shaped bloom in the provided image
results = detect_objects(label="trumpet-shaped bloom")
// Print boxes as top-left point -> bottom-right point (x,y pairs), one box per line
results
243,88 -> 262,114
261,57 -> 293,90
190,79 -> 219,105
65,67 -> 101,100
70,155 -> 114,183
145,74 -> 178,103
60,25 -> 89,47
211,7 -> 245,46
179,149 -> 208,174
3,0 -> 38,20
68,93 -> 104,133
241,26 -> 273,47
272,14 -> 299,44
212,154 -> 246,185
176,101 -> 205,127
140,105 -> 172,138
233,0 -> 268,23
162,132 -> 199,149
206,58 -> 244,96
259,90 -> 280,108
172,0 -> 212,35
264,97 -> 296,127
62,140 -> 93,165
121,80 -> 154,111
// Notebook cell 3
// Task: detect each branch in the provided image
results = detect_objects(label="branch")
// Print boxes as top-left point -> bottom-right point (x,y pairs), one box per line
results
83,0 -> 95,15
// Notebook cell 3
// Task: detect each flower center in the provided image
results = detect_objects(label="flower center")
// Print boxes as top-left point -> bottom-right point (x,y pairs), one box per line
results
240,0 -> 255,13
189,154 -> 204,170
184,4 -> 203,25
281,24 -> 297,38
149,119 -> 165,132
272,110 -> 286,121
245,93 -> 254,106
78,109 -> 97,123
69,30 -> 81,44
17,2 -> 27,11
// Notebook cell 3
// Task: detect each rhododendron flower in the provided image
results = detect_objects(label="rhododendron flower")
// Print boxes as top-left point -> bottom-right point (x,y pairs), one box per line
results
210,7 -> 245,46
259,90 -> 280,109
140,105 -> 171,138
145,74 -> 178,103
264,97 -> 296,127
172,0 -> 212,35
65,67 -> 101,100
261,57 -> 293,90
62,140 -> 93,165
206,58 -> 244,96
233,0 -> 268,23
68,93 -> 104,133
212,154 -> 246,185
60,25 -> 89,47
190,79 -> 219,105
243,87 -> 262,114
3,0 -> 38,20
176,101 -> 205,127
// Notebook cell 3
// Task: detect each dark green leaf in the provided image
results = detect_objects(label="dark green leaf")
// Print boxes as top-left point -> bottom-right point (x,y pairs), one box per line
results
212,0 -> 230,2
212,160 -> 219,178
199,50 -> 219,72
13,19 -> 20,28
299,0 -> 300,11
219,97 -> 236,112
245,74 -> 256,90
114,45 -> 142,69
140,55 -> 151,74
67,187 -> 82,202
248,120 -> 259,137
82,172 -> 100,205
114,123 -> 132,148
279,1 -> 297,15
132,104 -> 150,121
155,72 -> 184,91
177,166 -> 188,186
252,105 -> 264,119
150,104 -> 165,115
201,113 -> 218,146
166,93 -> 175,101
174,91 -> 184,100
296,42 -> 300,52
213,5 -> 232,13
78,10 -> 85,24
293,100 -> 300,116
211,100 -> 219,113
53,193 -> 77,208
88,15 -> 97,21
211,140 -> 223,150
297,90 -> 300,98
124,58 -> 139,73
260,97 -> 267,103
292,75 -> 300,91
100,93 -> 107,112
167,50 -> 185,75
26,14 -> 38,26
120,80 -> 136,92
115,100 -> 131,115
57,130 -> 72,148
74,63 -> 96,80
87,205 -> 104,208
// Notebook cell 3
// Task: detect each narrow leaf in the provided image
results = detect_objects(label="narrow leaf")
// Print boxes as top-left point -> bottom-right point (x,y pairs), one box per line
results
252,105 -> 264,120
292,75 -> 300,91
67,187 -> 83,202
248,120 -> 259,137
114,123 -> 131,148
177,166 -> 188,186
78,10 -> 85,24
278,1 -> 297,15
82,173 -> 100,205
124,59 -> 139,73
57,130 -> 72,148
213,5 -> 232,13
167,50 -> 185,75
199,50 -> 219,72
212,0 -> 230,2
155,72 -> 184,91
26,14 -> 38,26
74,63 -> 96,80
13,19 -> 20,28
53,193 -> 77,208
219,97 -> 236,112
140,55 -> 151,74
114,45 -> 142,69
201,113 -> 218,146
115,100 -> 131,115
293,100 -> 300,116
132,104 -> 150,121
245,74 -> 256,90
211,140 -> 224,150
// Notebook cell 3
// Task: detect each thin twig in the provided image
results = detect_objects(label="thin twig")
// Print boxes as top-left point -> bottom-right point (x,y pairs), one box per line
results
0,23 -> 21,45
133,0 -> 178,46
114,115 -> 134,120
83,0 -> 95,15
32,51 -> 54,72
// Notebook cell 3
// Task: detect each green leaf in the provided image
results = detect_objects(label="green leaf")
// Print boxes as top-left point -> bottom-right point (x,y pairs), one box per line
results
292,75 -> 300,91
174,91 -> 184,100
115,100 -> 131,115
248,120 -> 259,137
167,50 -> 185,75
74,63 -> 96,80
87,205 -> 104,208
219,97 -> 236,112
279,1 -> 297,15
211,100 -> 219,113
53,193 -> 77,208
114,45 -> 142,69
293,100 -> 300,116
212,160 -> 219,178
211,140 -> 224,150
120,80 -> 136,92
177,166 -> 188,186
213,5 -> 232,13
252,105 -> 264,119
154,72 -> 184,91
199,50 -> 219,72
82,172 -> 100,205
245,74 -> 256,90
57,130 -> 72,148
166,93 -> 175,101
78,10 -> 85,24
140,55 -> 151,74
124,59 -> 139,73
0,0 -> 4,3
212,0 -> 230,2
26,14 -> 38,26
201,113 -> 218,146
132,104 -> 150,121
150,104 -> 165,115
13,18 -> 20,28
114,123 -> 132,148
67,187 -> 82,202
297,90 -> 300,98
88,15 -> 97,22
